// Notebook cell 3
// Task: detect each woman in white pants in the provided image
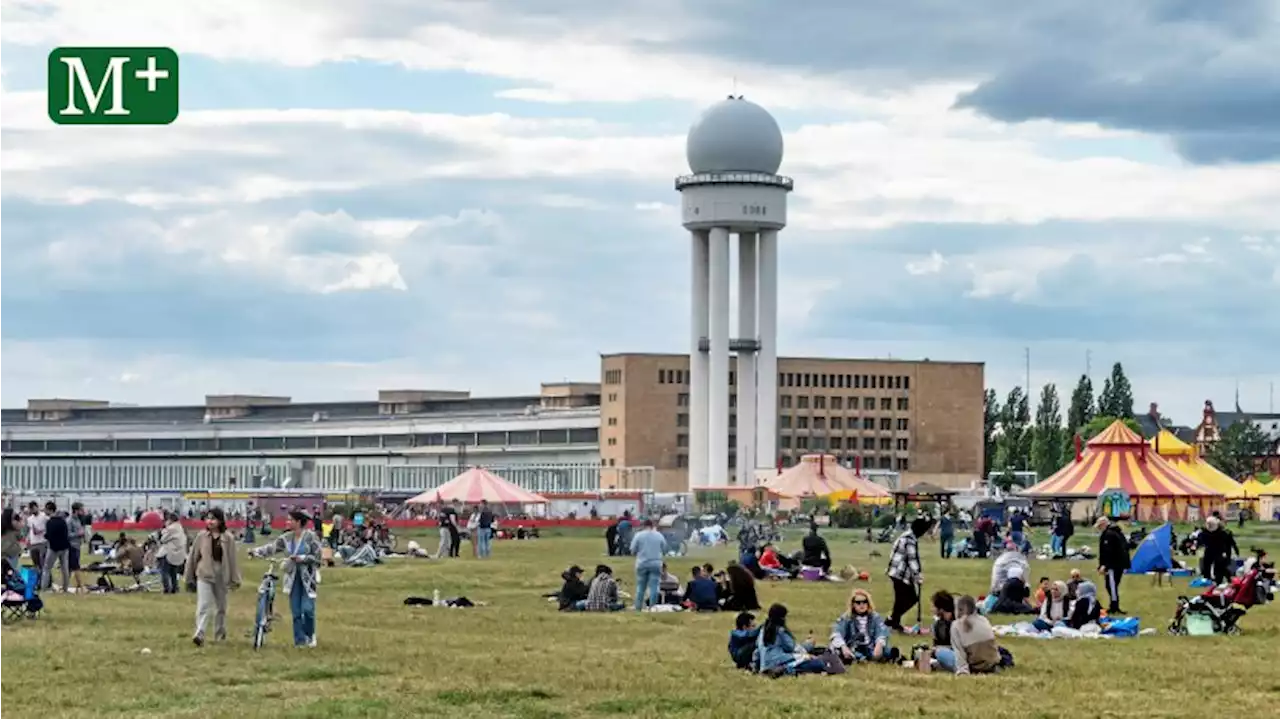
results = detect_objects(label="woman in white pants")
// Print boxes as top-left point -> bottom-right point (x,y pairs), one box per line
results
184,508 -> 241,646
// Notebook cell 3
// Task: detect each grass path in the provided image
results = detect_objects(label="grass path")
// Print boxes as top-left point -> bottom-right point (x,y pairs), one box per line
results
3,527 -> 1278,718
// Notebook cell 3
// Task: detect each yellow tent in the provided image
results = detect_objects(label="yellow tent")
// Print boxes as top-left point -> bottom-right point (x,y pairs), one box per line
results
1149,429 -> 1244,500
1241,478 -> 1267,498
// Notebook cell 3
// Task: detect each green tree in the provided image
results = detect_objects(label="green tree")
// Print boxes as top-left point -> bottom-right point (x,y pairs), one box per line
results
1030,383 -> 1065,481
983,389 -> 1000,477
1067,374 -> 1095,434
1097,362 -> 1135,419
1206,421 -> 1273,479
1080,415 -> 1142,441
994,386 -> 1031,474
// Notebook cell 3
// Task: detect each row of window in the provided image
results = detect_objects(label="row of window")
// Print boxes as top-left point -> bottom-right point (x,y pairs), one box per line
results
782,395 -> 909,412
782,416 -> 910,432
656,369 -> 911,392
783,436 -> 909,452
1,428 -> 600,454
672,453 -> 908,471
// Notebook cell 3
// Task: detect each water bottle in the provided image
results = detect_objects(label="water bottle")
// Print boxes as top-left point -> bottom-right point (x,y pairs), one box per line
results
432,588 -> 441,607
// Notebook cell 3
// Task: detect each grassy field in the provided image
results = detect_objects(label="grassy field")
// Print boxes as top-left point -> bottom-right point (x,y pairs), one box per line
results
3,525 -> 1279,719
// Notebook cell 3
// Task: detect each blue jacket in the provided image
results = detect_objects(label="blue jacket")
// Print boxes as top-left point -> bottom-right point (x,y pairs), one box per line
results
728,627 -> 759,670
830,611 -> 891,652
757,626 -> 800,671
685,577 -> 719,610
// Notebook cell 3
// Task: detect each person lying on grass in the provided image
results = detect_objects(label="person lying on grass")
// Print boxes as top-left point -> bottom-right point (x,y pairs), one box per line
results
829,588 -> 898,663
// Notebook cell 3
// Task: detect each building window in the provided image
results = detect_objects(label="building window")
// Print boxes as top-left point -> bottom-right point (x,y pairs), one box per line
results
848,397 -> 859,410
659,369 -> 666,384
781,435 -> 792,449
607,417 -> 618,426
780,415 -> 792,429
796,436 -> 809,450
677,434 -> 688,448
220,437 -> 251,451
508,430 -> 537,445
814,396 -> 826,410
865,396 -> 876,407
862,418 -> 875,430
803,374 -> 812,387
830,437 -> 843,450
897,397 -> 909,411
477,432 -> 506,446
855,375 -> 863,389
831,417 -> 843,430
897,438 -> 909,451
677,413 -> 689,427
609,458 -> 616,466
678,392 -> 689,407
880,397 -> 892,411
897,418 -> 909,431
607,437 -> 617,446
317,435 -> 349,449
607,393 -> 618,402
863,437 -> 875,450
831,396 -> 842,410
797,416 -> 809,430
677,454 -> 688,468
797,396 -> 810,410
904,376 -> 910,390
880,437 -> 892,451
897,457 -> 910,471
729,371 -> 736,386
729,414 -> 737,429
880,418 -> 892,431
729,394 -> 737,408
813,417 -> 826,431
569,428 -> 598,443
539,429 -> 568,444
812,437 -> 826,451
879,456 -> 893,469
781,395 -> 793,409
284,436 -> 317,450
605,369 -> 622,384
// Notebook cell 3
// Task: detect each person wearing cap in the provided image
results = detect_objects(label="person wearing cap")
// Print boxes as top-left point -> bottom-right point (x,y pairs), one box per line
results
251,509 -> 323,647
1095,517 -> 1131,615
557,565 -> 590,611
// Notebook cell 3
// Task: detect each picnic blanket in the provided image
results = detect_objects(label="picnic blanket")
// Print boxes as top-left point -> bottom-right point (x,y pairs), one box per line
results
993,617 -> 1151,639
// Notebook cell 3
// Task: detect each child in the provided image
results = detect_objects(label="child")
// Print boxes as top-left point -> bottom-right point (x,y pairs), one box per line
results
1066,569 -> 1083,600
1033,577 -> 1050,607
728,611 -> 759,670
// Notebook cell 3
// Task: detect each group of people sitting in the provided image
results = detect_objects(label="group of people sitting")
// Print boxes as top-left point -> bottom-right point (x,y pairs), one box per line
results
740,525 -> 834,581
728,587 -> 1013,677
553,560 -> 763,613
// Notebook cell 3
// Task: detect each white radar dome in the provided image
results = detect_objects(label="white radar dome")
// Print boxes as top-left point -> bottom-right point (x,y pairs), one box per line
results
685,96 -> 784,175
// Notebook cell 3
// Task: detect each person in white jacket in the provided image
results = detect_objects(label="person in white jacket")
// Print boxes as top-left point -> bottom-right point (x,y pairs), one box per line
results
158,513 -> 189,594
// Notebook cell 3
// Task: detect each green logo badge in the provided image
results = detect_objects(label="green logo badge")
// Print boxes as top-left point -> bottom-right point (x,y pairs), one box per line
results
48,47 -> 179,125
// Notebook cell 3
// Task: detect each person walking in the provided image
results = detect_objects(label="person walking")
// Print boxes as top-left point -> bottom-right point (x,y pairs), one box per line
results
185,508 -> 241,646
43,502 -> 72,591
433,502 -> 456,559
25,502 -> 49,588
476,500 -> 495,559
886,517 -> 932,631
1095,517 -> 1131,615
938,512 -> 955,559
630,518 -> 667,611
446,501 -> 463,557
158,512 -> 189,594
67,503 -> 87,593
251,510 -> 322,647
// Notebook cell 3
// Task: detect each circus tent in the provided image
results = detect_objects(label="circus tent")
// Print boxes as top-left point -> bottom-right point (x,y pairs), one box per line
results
1149,429 -> 1245,501
1022,420 -> 1222,520
405,467 -> 548,505
763,454 -> 892,503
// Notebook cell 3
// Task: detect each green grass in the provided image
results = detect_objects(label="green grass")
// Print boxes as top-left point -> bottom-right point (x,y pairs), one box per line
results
4,526 -> 1279,718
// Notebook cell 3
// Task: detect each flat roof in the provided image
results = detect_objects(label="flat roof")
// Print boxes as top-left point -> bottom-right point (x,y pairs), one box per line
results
600,351 -> 983,366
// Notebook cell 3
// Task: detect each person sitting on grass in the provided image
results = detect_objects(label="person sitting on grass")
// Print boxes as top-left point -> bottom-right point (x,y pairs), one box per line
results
684,566 -> 720,612
728,611 -> 760,671
721,563 -> 761,611
757,603 -> 825,677
583,565 -> 624,612
830,588 -> 897,664
558,565 -> 590,611
1033,576 -> 1051,607
932,595 -> 1003,675
758,544 -> 793,579
990,565 -> 1035,615
1033,581 -> 1071,632
1067,580 -> 1101,629
931,590 -> 955,648
659,563 -> 682,604
1066,568 -> 1084,600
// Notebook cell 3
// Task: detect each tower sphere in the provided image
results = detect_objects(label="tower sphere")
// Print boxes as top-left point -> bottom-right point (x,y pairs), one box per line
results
685,96 -> 784,175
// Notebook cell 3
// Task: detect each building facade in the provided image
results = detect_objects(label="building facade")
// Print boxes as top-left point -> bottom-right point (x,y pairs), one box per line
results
600,353 -> 984,493
2,386 -> 610,496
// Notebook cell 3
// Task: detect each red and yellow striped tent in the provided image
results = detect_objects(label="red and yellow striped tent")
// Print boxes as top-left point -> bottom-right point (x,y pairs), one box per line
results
1023,420 -> 1222,520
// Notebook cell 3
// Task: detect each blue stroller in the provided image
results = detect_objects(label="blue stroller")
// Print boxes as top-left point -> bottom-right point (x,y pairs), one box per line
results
2,563 -> 44,622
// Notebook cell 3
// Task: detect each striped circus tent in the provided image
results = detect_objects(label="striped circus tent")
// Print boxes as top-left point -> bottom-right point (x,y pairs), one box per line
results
405,467 -> 548,505
1149,429 -> 1245,501
764,454 -> 892,502
1023,420 -> 1222,520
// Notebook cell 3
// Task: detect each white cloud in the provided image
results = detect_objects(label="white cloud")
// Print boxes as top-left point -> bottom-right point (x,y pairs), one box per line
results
905,251 -> 946,275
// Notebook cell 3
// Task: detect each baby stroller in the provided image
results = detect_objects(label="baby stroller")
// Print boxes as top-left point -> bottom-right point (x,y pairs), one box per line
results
1169,549 -> 1275,636
2,562 -> 44,622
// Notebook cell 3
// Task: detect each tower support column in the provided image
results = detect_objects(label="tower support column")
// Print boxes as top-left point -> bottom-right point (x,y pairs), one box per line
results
708,226 -> 731,487
756,229 -> 779,471
689,230 -> 710,489
737,231 -> 758,485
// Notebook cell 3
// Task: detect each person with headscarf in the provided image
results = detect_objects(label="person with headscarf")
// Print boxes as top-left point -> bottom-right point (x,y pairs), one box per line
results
886,517 -> 932,630
1068,580 -> 1102,629
1095,517 -> 1131,615
1199,515 -> 1239,585
720,563 -> 761,611
1033,581 -> 1071,631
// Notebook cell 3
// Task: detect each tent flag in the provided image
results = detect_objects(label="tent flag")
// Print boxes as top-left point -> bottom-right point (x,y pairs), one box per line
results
1127,523 -> 1174,574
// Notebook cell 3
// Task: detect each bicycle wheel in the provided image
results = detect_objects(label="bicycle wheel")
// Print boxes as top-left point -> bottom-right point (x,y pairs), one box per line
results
253,592 -> 270,649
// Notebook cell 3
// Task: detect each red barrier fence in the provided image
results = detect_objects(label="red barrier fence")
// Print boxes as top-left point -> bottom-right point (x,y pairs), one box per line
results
92,518 -> 615,533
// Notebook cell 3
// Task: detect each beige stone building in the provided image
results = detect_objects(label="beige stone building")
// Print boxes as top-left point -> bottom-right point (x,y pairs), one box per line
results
600,353 -> 984,493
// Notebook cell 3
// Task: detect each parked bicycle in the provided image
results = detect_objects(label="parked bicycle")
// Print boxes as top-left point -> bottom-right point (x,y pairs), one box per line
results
252,559 -> 280,650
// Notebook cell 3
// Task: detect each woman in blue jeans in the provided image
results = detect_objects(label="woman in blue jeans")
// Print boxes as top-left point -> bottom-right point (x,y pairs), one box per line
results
629,519 -> 667,611
758,604 -> 825,676
250,510 -> 322,647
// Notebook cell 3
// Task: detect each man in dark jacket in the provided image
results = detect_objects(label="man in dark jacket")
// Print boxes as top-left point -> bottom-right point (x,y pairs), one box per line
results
43,502 -> 72,591
1096,517 -> 1131,615
1198,516 -> 1238,584
1053,511 -> 1074,558
801,525 -> 831,573
557,565 -> 590,610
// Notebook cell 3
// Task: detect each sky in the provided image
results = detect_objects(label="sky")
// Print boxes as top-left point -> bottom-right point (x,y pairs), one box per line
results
1,0 -> 1278,426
